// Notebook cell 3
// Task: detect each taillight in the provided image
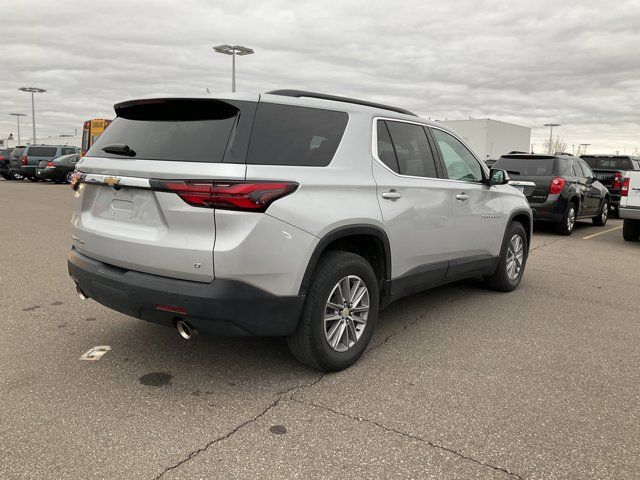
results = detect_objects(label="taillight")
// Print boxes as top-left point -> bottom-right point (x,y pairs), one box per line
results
150,180 -> 298,211
46,161 -> 55,167
21,155 -> 28,165
613,171 -> 622,190
549,177 -> 566,194
621,177 -> 630,197
70,172 -> 82,190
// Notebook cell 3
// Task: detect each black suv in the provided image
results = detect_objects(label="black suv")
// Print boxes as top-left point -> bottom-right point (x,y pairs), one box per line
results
493,153 -> 610,235
0,148 -> 13,180
581,155 -> 640,217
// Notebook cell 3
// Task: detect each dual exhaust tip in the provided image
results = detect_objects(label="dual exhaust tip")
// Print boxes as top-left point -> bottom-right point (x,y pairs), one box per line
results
76,284 -> 197,341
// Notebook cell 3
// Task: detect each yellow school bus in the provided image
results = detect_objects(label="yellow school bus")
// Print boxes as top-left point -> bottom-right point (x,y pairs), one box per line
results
81,118 -> 112,156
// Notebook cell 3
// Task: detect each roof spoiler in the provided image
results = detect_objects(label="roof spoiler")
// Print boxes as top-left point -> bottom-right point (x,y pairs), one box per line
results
114,98 -> 239,121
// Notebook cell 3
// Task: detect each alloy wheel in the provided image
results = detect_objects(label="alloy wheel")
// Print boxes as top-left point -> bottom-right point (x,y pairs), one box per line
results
324,275 -> 369,352
567,206 -> 576,232
506,234 -> 524,281
601,202 -> 608,223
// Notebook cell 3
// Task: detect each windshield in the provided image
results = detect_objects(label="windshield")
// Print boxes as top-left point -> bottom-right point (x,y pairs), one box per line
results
581,156 -> 633,170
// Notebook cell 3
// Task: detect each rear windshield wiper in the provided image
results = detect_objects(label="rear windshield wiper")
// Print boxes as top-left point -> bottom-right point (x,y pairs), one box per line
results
102,144 -> 136,157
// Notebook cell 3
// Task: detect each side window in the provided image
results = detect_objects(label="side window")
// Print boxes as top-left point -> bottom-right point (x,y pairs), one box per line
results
572,161 -> 584,177
71,155 -> 80,163
376,121 -> 399,173
431,129 -> 483,182
580,161 -> 594,178
384,121 -> 437,178
61,147 -> 75,155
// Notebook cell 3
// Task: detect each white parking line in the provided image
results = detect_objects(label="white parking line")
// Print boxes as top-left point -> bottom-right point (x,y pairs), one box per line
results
582,226 -> 622,240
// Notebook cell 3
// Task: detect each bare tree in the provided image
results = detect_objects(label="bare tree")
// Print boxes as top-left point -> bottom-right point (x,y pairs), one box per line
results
543,136 -> 568,155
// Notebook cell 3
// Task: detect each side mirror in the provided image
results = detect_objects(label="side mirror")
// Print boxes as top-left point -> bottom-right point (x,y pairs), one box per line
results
489,168 -> 510,186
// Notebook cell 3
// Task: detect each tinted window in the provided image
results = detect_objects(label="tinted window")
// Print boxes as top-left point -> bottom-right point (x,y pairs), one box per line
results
61,147 -> 76,155
383,121 -> 437,178
10,148 -> 24,160
376,121 -> 399,172
431,129 -> 483,182
580,161 -> 595,178
27,146 -> 57,157
247,103 -> 348,166
572,161 -> 585,177
89,114 -> 238,163
494,157 -> 557,176
582,156 -> 633,170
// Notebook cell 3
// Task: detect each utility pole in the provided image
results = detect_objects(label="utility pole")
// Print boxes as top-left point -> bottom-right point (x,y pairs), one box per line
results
544,123 -> 561,154
9,113 -> 27,145
19,87 -> 46,144
213,45 -> 254,92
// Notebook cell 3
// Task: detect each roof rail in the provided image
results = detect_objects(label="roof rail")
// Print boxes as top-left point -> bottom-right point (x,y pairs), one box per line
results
266,89 -> 417,117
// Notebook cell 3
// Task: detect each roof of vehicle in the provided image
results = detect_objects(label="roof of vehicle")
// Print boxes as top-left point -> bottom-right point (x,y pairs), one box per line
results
499,153 -> 579,161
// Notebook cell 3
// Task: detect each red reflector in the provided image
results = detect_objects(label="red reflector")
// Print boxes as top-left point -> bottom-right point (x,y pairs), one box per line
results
621,177 -> 630,196
549,177 -> 566,194
151,180 -> 298,211
21,155 -> 28,165
155,304 -> 188,315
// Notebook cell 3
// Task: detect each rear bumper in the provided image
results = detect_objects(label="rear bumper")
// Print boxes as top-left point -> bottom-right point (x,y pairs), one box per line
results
36,168 -> 63,181
68,247 -> 304,337
529,196 -> 566,222
620,206 -> 640,220
16,165 -> 36,176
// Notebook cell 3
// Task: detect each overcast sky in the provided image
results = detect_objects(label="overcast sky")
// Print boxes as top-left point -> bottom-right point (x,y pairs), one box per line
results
1,0 -> 639,154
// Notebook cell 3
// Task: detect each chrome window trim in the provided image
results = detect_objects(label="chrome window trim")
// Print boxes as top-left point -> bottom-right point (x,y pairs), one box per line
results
371,116 -> 489,185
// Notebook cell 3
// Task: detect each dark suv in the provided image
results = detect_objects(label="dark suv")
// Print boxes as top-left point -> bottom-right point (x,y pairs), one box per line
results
581,155 -> 640,217
0,148 -> 13,180
493,153 -> 610,235
13,145 -> 79,181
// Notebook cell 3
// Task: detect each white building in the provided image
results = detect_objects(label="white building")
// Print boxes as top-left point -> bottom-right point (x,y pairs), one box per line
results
440,119 -> 531,161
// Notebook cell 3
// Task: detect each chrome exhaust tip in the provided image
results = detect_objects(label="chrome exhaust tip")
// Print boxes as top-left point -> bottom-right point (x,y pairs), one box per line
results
76,285 -> 88,300
176,320 -> 197,340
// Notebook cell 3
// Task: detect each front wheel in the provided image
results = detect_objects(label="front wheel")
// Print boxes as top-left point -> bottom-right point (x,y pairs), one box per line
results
484,221 -> 528,292
287,251 -> 379,371
622,219 -> 640,242
593,199 -> 609,226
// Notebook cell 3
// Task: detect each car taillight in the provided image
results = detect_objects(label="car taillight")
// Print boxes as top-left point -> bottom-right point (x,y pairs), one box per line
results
549,177 -> 566,194
613,171 -> 622,190
621,177 -> 630,196
21,155 -> 28,165
150,180 -> 298,211
46,161 -> 55,167
70,172 -> 83,190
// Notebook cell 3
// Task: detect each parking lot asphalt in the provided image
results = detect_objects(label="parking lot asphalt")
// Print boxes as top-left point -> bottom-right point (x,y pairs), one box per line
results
1,179 -> 638,479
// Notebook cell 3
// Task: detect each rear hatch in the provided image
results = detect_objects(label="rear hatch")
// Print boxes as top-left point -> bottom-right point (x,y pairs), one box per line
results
581,156 -> 635,192
9,147 -> 25,169
494,155 -> 557,203
72,97 -> 258,282
25,146 -> 58,166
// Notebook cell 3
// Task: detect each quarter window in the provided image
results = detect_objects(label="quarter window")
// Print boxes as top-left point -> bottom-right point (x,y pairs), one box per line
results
431,129 -> 483,182
376,121 -> 399,172
377,120 -> 438,178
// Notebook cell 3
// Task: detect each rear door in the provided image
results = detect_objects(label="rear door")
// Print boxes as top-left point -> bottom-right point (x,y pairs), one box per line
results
371,118 -> 456,291
578,160 -> 603,213
72,97 -> 257,282
429,127 -> 503,273
569,159 -> 594,213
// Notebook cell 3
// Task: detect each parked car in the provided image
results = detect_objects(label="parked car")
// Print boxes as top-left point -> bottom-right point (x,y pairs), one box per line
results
36,154 -> 80,183
581,154 -> 640,217
8,146 -> 26,180
68,91 -> 532,371
14,145 -> 79,181
493,153 -> 610,235
484,159 -> 498,168
0,148 -> 13,180
620,170 -> 640,241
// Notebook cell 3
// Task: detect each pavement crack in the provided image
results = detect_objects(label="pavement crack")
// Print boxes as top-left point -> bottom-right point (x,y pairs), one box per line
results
293,399 -> 524,479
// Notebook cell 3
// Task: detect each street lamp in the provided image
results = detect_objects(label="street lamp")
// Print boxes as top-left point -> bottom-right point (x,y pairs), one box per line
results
19,87 -> 46,145
213,45 -> 254,92
9,113 -> 27,145
580,143 -> 591,155
544,123 -> 561,154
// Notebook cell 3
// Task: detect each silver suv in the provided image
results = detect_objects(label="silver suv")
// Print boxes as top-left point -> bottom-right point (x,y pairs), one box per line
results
68,90 -> 532,371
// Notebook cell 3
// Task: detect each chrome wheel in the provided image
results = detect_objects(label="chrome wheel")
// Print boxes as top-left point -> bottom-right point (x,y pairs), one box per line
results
506,234 -> 524,281
65,171 -> 74,184
601,202 -> 608,223
324,275 -> 369,352
567,206 -> 576,232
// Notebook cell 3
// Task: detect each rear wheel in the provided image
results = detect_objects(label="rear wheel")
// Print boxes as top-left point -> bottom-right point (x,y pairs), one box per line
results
11,172 -> 24,181
622,219 -> 640,242
557,202 -> 577,235
27,176 -> 39,182
287,251 -> 379,371
593,199 -> 609,226
64,170 -> 74,184
484,221 -> 528,292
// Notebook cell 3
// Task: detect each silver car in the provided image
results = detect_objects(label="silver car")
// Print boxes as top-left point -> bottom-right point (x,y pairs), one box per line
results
68,90 -> 532,371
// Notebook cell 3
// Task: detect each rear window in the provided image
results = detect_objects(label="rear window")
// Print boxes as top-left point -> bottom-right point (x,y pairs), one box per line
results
87,99 -> 247,163
494,157 -> 557,176
27,146 -> 57,157
10,148 -> 24,159
582,156 -> 633,171
246,103 -> 348,166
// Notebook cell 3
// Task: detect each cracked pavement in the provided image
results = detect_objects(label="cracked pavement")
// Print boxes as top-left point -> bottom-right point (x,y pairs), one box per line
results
1,181 -> 639,479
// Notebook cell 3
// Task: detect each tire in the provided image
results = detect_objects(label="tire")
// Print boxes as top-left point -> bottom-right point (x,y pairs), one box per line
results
64,170 -> 74,184
10,172 -> 24,181
287,251 -> 379,371
622,219 -> 640,242
611,205 -> 620,219
484,221 -> 528,292
593,198 -> 609,226
27,176 -> 39,182
557,202 -> 577,236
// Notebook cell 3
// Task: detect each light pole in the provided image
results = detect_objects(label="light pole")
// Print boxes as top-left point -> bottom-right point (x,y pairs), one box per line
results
580,143 -> 591,155
19,87 -> 46,144
213,45 -> 254,92
544,123 -> 561,154
9,113 -> 27,145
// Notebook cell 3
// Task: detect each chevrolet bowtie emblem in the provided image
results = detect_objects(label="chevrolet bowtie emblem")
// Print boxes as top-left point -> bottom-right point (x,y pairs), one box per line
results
104,176 -> 120,187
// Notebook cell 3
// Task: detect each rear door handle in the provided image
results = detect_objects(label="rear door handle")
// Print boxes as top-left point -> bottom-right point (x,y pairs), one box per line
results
382,190 -> 402,200
456,193 -> 470,201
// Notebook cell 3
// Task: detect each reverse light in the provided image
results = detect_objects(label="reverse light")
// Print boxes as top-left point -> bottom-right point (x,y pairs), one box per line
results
621,177 -> 630,197
150,180 -> 298,212
549,177 -> 566,195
